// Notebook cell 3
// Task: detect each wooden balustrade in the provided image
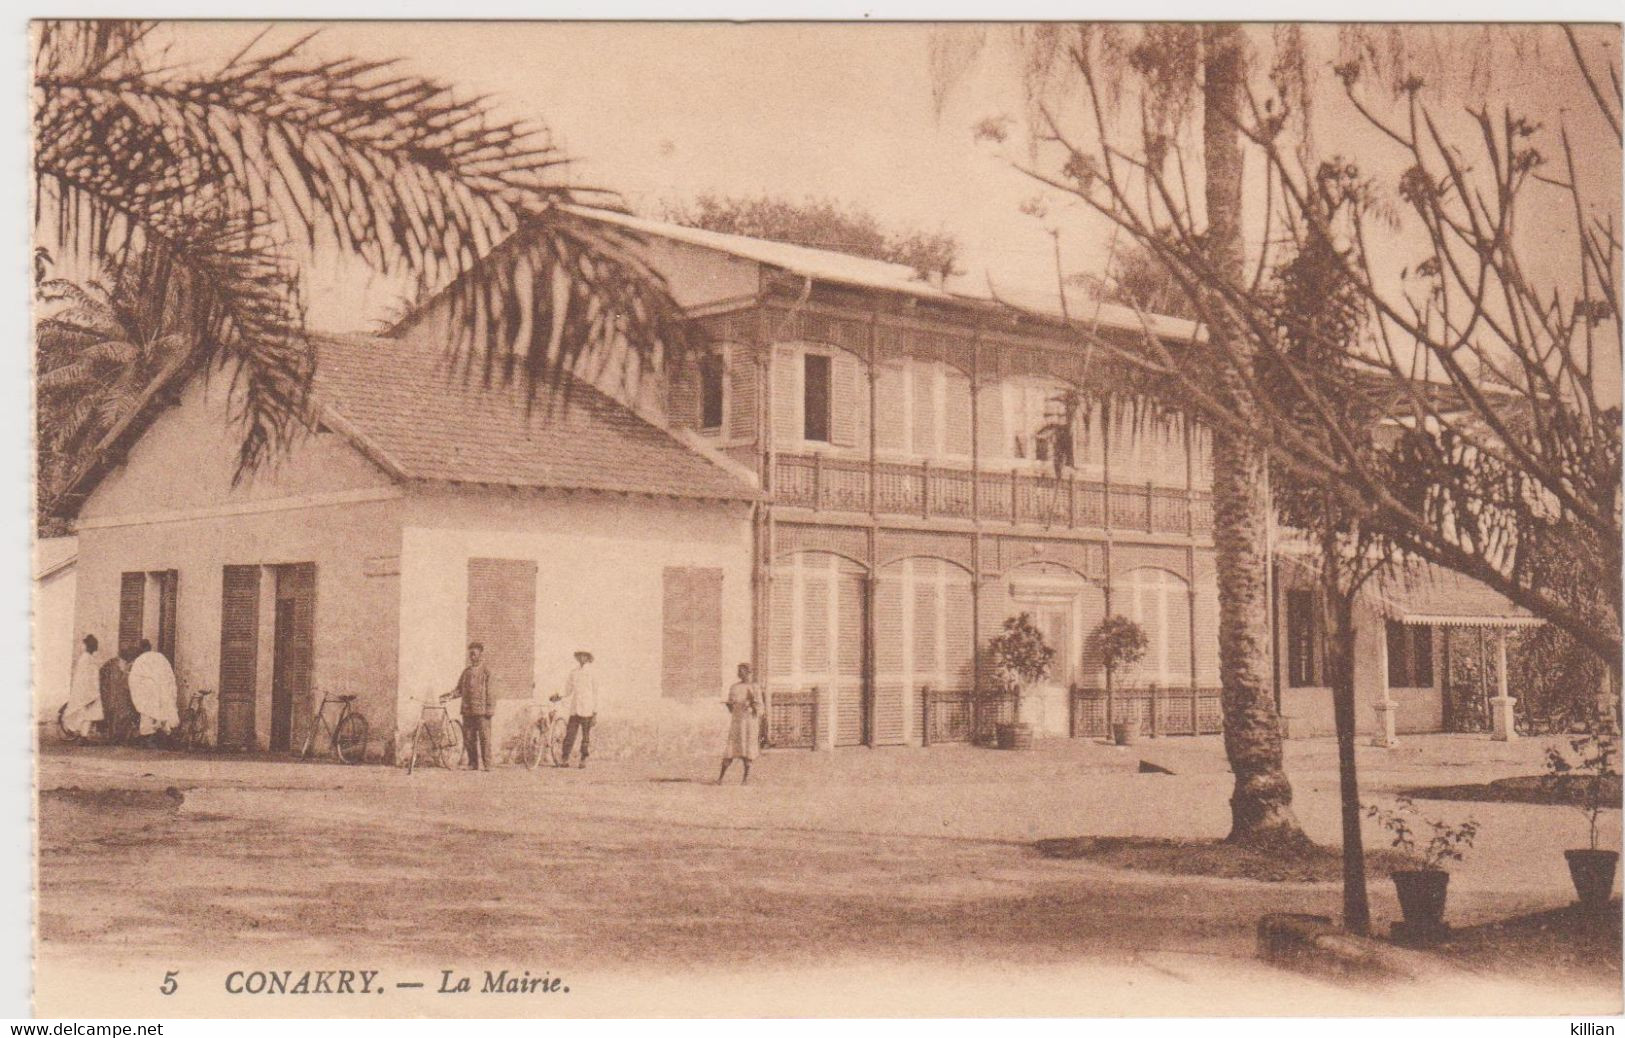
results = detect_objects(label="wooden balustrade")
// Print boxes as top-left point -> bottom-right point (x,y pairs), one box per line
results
773,452 -> 1212,535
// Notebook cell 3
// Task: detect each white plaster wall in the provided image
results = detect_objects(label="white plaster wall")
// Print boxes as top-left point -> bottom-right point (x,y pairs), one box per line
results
397,487 -> 754,760
1278,596 -> 1444,739
32,563 -> 77,725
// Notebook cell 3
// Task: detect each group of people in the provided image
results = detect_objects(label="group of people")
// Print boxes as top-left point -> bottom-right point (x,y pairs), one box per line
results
445,644 -> 599,772
60,633 -> 180,743
444,644 -> 767,783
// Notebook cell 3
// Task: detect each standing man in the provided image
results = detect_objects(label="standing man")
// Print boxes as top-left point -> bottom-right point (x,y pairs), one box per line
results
129,639 -> 180,740
552,651 -> 597,769
448,641 -> 494,771
60,634 -> 103,739
718,662 -> 760,785
98,647 -> 136,744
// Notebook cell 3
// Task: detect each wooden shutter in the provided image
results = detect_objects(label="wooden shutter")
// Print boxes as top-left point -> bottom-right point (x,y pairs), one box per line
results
1193,582 -> 1221,686
1386,621 -> 1408,688
218,565 -> 260,748
667,360 -> 699,429
1165,573 -> 1192,683
728,353 -> 757,441
874,361 -> 907,452
769,571 -> 795,678
943,368 -> 973,458
910,361 -> 937,455
279,563 -> 317,750
1412,625 -> 1434,687
772,347 -> 799,445
1286,589 -> 1316,687
944,575 -> 975,690
466,558 -> 537,701
834,567 -> 866,746
975,377 -> 1005,461
118,572 -> 144,659
831,351 -> 861,447
155,570 -> 179,662
661,567 -> 723,700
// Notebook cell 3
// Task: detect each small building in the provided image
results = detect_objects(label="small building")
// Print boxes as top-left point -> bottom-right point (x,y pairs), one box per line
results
33,536 -> 77,729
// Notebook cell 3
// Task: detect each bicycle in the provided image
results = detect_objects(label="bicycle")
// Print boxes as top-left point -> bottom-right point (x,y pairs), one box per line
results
173,688 -> 214,752
298,690 -> 369,765
405,695 -> 465,775
521,701 -> 568,770
55,702 -> 104,744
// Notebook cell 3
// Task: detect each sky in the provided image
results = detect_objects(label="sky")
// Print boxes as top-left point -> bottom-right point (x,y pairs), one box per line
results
138,21 -> 1623,393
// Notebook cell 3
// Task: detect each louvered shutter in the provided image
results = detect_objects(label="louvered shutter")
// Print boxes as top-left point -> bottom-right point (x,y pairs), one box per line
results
668,361 -> 699,429
911,361 -> 937,455
944,576 -> 975,690
831,351 -> 861,447
218,565 -> 260,748
874,361 -> 907,452
769,572 -> 795,678
281,564 -> 317,750
800,567 -> 830,673
975,378 -> 1005,461
662,567 -> 723,700
118,572 -> 144,659
466,558 -> 536,701
728,353 -> 757,441
834,566 -> 866,746
944,368 -> 973,458
772,347 -> 800,445
1166,573 -> 1192,683
155,570 -> 179,663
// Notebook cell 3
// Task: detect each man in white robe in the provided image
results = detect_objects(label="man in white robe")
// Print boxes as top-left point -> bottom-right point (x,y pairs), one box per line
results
60,635 -> 104,738
128,640 -> 180,737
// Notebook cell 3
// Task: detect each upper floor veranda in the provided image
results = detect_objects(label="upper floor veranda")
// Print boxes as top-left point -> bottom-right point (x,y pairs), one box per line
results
665,289 -> 1216,540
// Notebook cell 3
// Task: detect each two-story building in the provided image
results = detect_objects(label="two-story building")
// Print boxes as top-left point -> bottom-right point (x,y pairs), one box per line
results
50,207 -> 1529,759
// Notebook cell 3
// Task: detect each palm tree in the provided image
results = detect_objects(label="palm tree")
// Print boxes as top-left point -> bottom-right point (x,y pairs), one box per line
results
36,271 -> 190,520
33,21 -> 690,496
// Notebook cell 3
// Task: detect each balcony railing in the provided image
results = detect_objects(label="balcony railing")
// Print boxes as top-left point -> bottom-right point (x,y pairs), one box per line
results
774,452 -> 1213,536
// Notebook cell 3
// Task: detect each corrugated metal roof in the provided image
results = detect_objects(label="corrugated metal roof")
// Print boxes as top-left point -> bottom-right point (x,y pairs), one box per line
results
562,205 -> 1204,342
310,334 -> 758,503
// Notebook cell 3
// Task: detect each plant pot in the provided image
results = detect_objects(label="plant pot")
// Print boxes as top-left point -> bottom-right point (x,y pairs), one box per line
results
1564,849 -> 1619,908
996,722 -> 1034,751
1111,721 -> 1137,746
1391,869 -> 1450,930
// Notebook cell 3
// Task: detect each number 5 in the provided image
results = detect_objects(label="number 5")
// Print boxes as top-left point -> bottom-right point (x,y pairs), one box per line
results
160,971 -> 178,995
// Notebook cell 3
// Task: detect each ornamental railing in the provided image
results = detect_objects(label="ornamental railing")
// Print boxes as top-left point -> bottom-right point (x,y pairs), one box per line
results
1069,685 -> 1224,738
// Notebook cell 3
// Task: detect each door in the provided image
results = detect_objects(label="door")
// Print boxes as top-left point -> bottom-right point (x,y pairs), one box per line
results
217,565 -> 260,749
268,564 -> 316,752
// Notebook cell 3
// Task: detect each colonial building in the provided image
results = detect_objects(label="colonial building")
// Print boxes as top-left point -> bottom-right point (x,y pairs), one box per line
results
47,207 -> 1531,758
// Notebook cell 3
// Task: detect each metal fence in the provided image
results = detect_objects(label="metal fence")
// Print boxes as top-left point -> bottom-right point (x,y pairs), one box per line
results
1069,686 -> 1224,738
767,690 -> 819,749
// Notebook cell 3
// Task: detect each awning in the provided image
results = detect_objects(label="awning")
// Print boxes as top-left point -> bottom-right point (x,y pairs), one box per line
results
1364,561 -> 1543,629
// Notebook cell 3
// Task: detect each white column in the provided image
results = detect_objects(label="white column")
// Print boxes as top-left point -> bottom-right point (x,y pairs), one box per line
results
1372,619 -> 1398,748
1491,627 -> 1517,741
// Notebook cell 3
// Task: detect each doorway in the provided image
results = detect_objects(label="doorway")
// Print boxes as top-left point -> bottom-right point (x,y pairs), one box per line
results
269,564 -> 316,753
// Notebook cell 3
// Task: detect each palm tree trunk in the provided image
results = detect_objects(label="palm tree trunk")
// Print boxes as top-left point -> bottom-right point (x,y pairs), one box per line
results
1202,24 -> 1306,845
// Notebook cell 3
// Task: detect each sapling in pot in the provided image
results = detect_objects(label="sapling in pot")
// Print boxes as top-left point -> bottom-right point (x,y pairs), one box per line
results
1091,615 -> 1147,745
1366,796 -> 1479,932
1544,722 -> 1621,908
987,613 -> 1054,749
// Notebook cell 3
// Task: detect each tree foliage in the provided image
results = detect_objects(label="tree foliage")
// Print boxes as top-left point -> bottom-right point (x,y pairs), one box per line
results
34,20 -> 691,505
661,193 -> 962,282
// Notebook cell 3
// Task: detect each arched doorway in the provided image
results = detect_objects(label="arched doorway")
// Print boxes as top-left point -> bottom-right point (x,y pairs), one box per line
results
769,550 -> 867,748
995,561 -> 1106,736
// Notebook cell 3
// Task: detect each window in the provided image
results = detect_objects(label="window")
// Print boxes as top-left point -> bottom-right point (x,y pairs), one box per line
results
698,355 -> 725,431
1385,621 -> 1435,688
1008,382 -> 1073,468
803,353 -> 832,442
662,567 -> 723,699
1285,589 -> 1319,687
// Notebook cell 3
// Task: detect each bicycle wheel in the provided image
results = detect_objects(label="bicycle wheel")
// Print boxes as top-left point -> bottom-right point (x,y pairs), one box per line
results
334,713 -> 369,764
56,703 -> 80,744
521,723 -> 545,770
183,711 -> 207,752
546,716 -> 568,766
406,724 -> 427,775
441,720 -> 465,769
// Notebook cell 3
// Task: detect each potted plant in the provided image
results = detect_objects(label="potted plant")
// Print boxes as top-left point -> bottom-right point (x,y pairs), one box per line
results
987,613 -> 1055,751
1544,722 -> 1620,908
1366,796 -> 1480,936
1092,615 -> 1148,746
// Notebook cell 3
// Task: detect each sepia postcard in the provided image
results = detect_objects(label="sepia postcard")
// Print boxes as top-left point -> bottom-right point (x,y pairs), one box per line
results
27,18 -> 1625,1021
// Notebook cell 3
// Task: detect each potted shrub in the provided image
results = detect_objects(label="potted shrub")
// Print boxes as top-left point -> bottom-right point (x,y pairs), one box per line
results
987,613 -> 1055,750
1366,796 -> 1480,936
1092,615 -> 1148,746
1544,723 -> 1620,908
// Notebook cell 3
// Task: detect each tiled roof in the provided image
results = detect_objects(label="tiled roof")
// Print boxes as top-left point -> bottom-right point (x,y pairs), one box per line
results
310,334 -> 757,502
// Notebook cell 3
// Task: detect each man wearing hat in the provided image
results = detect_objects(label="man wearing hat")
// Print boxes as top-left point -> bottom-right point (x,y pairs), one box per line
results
552,651 -> 598,768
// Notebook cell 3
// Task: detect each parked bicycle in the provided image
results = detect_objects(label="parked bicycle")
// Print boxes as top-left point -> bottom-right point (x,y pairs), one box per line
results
55,702 -> 104,744
405,694 -> 465,775
171,688 -> 214,752
298,690 -> 369,764
521,701 -> 568,770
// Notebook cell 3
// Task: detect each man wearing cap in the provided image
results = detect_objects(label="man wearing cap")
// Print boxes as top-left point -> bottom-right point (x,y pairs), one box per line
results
552,651 -> 598,769
449,641 -> 494,771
